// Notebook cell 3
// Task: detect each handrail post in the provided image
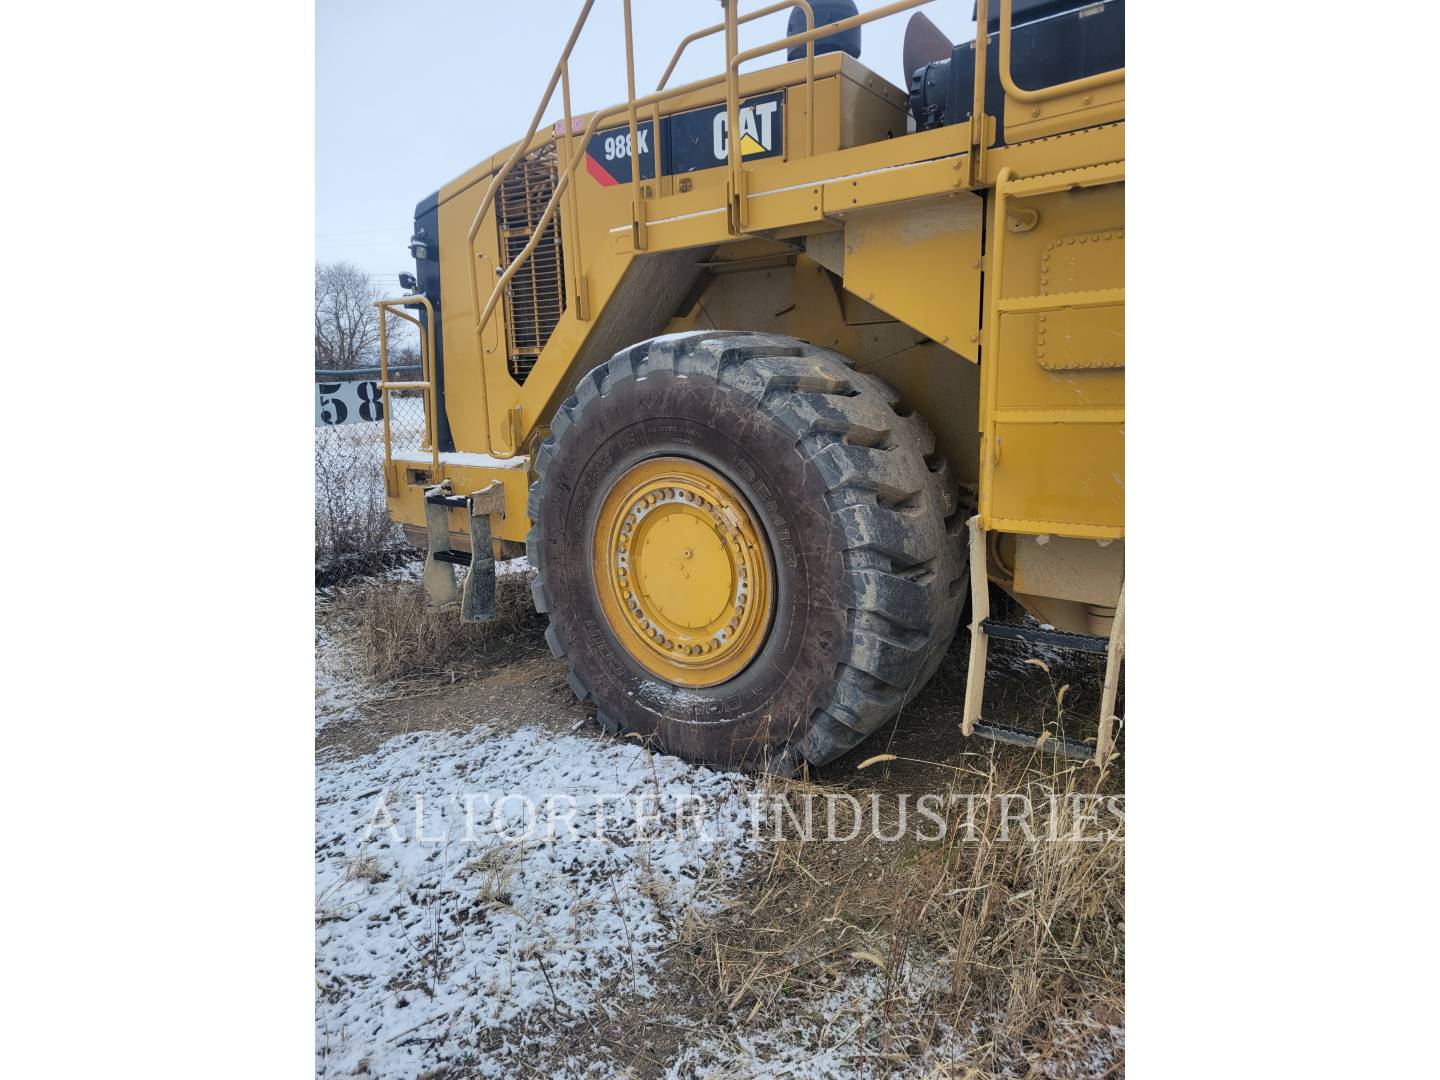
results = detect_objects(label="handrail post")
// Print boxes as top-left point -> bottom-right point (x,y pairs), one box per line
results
969,0 -> 989,187
724,0 -> 741,233
377,305 -> 393,475
727,0 -> 935,169
801,3 -> 815,160
622,0 -> 647,250
420,300 -> 438,477
559,61 -> 588,320
980,167 -> 1015,524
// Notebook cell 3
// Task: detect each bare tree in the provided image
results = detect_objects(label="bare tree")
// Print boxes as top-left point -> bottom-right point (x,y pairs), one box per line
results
315,261 -> 404,370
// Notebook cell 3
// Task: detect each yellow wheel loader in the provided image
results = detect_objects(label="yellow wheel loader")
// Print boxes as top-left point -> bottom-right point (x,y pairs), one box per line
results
374,0 -> 1125,771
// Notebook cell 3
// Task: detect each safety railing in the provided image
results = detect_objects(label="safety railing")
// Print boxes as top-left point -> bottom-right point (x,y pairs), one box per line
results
463,1 -> 828,457
464,1 -> 818,372
720,0 -> 933,228
464,0 -> 1116,455
656,1 -> 815,159
998,0 -> 1124,103
463,1 -> 949,453
374,294 -> 439,481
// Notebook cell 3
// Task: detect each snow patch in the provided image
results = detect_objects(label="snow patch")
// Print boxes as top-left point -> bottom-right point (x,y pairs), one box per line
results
495,554 -> 531,579
315,620 -> 381,735
392,449 -> 530,470
316,725 -> 756,1078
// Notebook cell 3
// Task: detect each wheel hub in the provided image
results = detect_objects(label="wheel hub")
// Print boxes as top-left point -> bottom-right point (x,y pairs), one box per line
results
593,457 -> 774,687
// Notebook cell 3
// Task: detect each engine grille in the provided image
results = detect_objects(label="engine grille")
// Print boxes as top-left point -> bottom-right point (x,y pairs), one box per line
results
497,146 -> 566,385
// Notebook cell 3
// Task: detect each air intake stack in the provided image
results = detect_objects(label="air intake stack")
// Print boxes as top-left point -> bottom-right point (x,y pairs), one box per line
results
787,0 -> 861,61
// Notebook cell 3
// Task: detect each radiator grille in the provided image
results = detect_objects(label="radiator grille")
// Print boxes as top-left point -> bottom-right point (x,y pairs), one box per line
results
497,146 -> 566,385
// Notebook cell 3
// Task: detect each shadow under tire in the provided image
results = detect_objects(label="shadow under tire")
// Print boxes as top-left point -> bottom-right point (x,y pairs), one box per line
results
526,331 -> 967,771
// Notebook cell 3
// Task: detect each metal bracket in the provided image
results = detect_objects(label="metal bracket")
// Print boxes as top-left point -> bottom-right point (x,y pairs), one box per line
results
631,198 -> 648,251
1006,207 -> 1039,233
726,169 -> 751,235
460,481 -> 507,623
422,480 -> 461,612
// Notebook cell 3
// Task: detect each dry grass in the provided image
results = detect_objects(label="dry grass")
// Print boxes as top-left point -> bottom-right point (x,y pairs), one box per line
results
666,744 -> 1125,1078
317,566 -> 1124,1076
355,571 -> 547,683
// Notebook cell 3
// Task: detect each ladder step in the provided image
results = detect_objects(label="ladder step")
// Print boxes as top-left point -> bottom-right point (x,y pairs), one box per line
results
431,549 -> 472,566
979,619 -> 1109,654
1003,160 -> 1125,198
971,722 -> 1095,761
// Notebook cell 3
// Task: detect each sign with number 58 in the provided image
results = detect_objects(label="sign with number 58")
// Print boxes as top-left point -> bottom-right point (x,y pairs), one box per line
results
316,380 -> 385,427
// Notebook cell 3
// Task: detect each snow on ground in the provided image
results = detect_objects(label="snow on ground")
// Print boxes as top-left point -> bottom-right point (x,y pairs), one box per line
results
316,723 -> 755,1078
314,561 -> 424,734
664,973 -> 1123,1080
664,974 -> 896,1080
314,620 -> 377,735
314,568 -> 1117,1076
495,554 -> 530,578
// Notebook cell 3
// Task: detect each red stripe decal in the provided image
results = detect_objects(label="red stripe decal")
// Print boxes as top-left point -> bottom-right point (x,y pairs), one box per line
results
585,153 -> 619,187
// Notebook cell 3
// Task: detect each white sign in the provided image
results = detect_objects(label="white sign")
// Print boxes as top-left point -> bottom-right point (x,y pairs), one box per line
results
316,380 -> 384,427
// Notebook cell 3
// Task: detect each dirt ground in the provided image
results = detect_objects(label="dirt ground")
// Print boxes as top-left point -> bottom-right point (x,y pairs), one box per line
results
318,564 -> 1120,772
316,561 -> 1124,1078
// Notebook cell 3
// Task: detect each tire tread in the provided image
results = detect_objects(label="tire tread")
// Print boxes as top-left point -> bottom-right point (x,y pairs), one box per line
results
526,331 -> 968,768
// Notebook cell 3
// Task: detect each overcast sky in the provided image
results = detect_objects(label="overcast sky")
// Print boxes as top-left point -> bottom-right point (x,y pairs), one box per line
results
316,0 -> 975,292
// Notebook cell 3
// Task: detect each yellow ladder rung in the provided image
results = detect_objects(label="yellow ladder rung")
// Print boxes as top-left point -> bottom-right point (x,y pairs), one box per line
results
380,381 -> 431,391
1003,160 -> 1125,198
996,288 -> 1124,315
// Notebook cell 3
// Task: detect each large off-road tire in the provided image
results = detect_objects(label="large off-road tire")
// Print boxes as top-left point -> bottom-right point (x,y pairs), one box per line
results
526,331 -> 966,771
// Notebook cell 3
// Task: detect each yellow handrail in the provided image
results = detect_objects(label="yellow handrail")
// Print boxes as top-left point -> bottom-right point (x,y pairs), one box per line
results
559,60 -> 585,318
658,0 -> 791,91
374,294 -> 438,481
475,68 -> 734,352
998,0 -> 1123,104
464,0 -> 597,456
726,0 -> 935,79
723,0 -> 936,225
657,1 -> 815,160
971,0 -> 989,179
463,0 -> 1119,459
978,166 -> 1014,524
470,0 -> 923,451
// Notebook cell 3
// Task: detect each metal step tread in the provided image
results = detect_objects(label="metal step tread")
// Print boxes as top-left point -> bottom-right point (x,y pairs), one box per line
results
971,722 -> 1095,761
979,618 -> 1109,654
1004,160 -> 1125,197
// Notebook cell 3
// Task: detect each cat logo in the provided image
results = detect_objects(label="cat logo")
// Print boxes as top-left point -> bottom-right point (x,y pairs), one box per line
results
712,98 -> 781,160
585,90 -> 784,186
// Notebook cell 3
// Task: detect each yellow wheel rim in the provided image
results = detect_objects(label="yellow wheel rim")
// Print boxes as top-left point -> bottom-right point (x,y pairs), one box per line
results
593,456 -> 774,688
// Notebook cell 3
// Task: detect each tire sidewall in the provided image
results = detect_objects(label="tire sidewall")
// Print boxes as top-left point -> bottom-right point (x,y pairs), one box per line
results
537,368 -> 848,766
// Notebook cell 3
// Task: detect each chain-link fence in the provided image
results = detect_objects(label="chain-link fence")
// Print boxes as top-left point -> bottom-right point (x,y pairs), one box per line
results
314,366 -> 426,571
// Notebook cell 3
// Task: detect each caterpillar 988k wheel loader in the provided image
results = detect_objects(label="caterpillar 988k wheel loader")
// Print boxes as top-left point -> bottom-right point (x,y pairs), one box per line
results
374,0 -> 1125,771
